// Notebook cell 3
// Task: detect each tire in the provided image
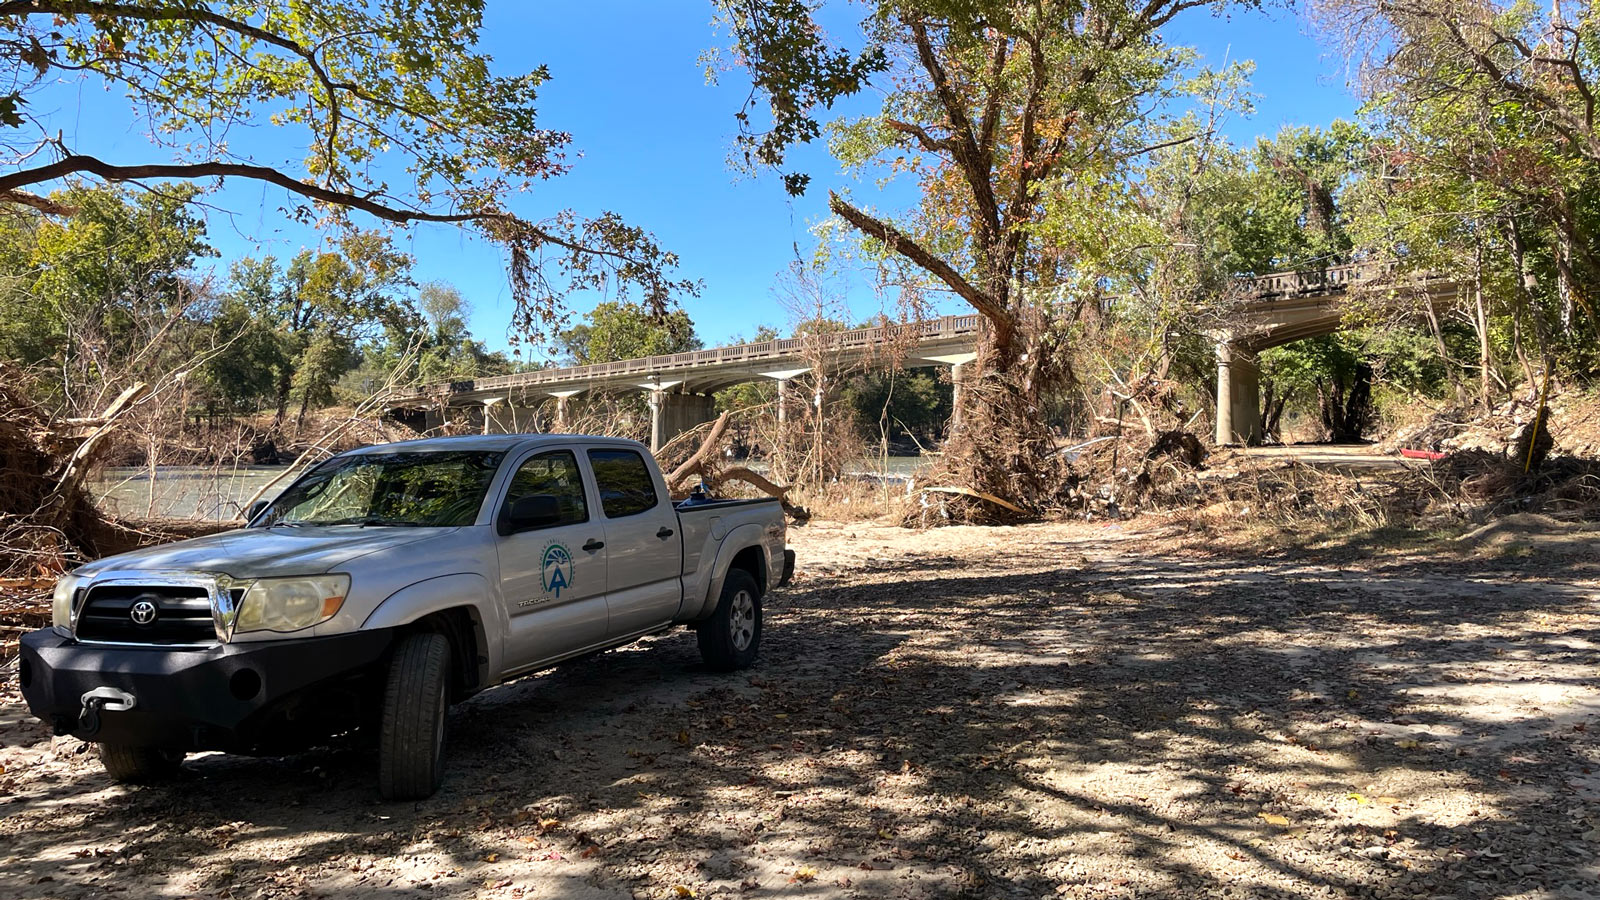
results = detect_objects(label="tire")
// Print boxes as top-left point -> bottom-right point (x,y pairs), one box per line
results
98,743 -> 184,784
697,568 -> 762,672
378,632 -> 451,801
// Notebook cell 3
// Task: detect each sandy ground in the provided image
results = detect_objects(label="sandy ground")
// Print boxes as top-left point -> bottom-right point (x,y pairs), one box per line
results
1,519 -> 1598,899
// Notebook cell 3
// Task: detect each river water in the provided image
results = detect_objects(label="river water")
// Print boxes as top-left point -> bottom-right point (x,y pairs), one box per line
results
90,456 -> 931,522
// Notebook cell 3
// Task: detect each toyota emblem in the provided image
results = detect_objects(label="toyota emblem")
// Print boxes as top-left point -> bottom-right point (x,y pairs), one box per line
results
129,599 -> 159,626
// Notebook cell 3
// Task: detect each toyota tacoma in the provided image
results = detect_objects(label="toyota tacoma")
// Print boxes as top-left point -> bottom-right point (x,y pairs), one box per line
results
17,434 -> 792,800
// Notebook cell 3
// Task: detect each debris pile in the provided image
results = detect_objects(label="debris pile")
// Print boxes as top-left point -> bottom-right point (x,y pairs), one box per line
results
1384,389 -> 1600,459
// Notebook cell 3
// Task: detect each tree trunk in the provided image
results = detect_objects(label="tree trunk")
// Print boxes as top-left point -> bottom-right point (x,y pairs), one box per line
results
273,367 -> 292,425
1505,217 -> 1550,389
1260,378 -> 1288,444
1471,258 -> 1497,409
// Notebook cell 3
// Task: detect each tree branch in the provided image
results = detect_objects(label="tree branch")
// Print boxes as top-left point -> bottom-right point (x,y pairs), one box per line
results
907,17 -> 1003,256
976,33 -> 1009,157
0,187 -> 76,215
883,117 -> 953,155
827,191 -> 1014,349
0,1 -> 348,179
0,153 -> 485,224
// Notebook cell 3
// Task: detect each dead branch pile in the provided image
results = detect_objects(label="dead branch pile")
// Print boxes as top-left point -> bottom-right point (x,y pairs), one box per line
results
1383,389 -> 1600,459
1062,428 -> 1210,520
0,366 -> 112,576
1393,449 -> 1600,521
0,364 -> 229,577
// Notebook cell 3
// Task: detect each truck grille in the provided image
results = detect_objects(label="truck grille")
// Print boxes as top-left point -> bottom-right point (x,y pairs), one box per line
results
76,584 -> 217,645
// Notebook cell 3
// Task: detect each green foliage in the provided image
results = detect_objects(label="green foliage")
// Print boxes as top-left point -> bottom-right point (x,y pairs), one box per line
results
840,367 -> 952,446
223,230 -> 417,421
556,301 -> 701,365
0,183 -> 513,421
0,2 -> 696,345
708,0 -> 888,194
0,183 -> 213,404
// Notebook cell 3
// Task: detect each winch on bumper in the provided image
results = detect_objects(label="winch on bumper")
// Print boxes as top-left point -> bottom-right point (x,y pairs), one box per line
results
17,629 -> 394,751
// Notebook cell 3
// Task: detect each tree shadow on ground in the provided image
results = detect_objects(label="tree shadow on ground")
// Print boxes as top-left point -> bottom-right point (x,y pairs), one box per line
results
1,540 -> 1596,899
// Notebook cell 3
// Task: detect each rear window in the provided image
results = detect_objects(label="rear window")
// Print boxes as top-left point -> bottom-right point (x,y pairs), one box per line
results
587,449 -> 659,518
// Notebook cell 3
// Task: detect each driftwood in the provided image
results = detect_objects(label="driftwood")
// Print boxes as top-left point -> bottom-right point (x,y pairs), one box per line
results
665,411 -> 733,491
707,466 -> 811,522
41,382 -> 151,526
659,411 -> 809,522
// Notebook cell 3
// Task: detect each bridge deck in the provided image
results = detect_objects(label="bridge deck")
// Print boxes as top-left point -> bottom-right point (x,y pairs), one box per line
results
398,261 -> 1435,410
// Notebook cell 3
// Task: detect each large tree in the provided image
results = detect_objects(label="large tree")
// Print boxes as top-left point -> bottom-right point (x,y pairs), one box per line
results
556,301 -> 701,366
0,1 -> 694,344
713,0 -> 1241,512
0,182 -> 214,408
228,231 -> 415,422
1314,0 -> 1600,374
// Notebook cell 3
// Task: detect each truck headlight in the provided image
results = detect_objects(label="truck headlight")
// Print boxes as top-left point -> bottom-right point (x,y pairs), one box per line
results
233,575 -> 349,634
51,572 -> 82,631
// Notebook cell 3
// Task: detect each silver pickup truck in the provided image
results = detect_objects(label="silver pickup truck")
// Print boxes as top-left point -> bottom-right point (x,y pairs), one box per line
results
18,434 -> 792,800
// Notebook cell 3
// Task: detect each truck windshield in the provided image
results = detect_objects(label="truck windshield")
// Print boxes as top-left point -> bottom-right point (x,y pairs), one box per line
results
259,451 -> 505,528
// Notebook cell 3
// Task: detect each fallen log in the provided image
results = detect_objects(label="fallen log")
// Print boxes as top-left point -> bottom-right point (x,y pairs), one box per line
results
665,411 -> 732,492
707,466 -> 811,523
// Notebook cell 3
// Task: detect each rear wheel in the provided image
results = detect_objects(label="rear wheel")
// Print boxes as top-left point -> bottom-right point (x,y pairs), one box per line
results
697,568 -> 762,672
378,632 -> 451,801
98,743 -> 184,784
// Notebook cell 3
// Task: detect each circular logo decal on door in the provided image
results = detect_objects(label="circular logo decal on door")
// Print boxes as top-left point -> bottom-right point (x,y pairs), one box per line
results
541,543 -> 573,599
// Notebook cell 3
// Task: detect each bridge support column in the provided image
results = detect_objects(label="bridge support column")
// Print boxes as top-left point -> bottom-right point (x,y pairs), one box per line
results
549,390 -> 582,433
483,398 -> 545,434
920,352 -> 979,436
481,398 -> 505,435
646,388 -> 715,452
1215,343 -> 1262,446
758,368 -> 811,432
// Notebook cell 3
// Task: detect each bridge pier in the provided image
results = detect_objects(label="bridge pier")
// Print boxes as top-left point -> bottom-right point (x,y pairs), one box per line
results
647,389 -> 716,452
481,398 -> 544,434
549,390 -> 582,432
920,352 -> 978,435
1215,342 -> 1262,446
759,369 -> 810,431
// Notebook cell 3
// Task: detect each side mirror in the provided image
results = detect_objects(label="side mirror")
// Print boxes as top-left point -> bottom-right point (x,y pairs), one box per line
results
246,499 -> 270,523
501,494 -> 560,534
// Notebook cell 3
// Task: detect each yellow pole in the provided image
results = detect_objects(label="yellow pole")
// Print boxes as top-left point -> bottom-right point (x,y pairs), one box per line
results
1524,366 -> 1553,474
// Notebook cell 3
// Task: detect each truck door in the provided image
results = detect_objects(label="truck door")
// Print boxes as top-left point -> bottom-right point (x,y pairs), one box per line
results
586,447 -> 683,638
494,448 -> 610,671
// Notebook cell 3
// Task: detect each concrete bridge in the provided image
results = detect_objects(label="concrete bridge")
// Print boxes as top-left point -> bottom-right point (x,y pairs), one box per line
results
390,262 -> 1455,449
390,315 -> 985,449
1210,263 -> 1458,444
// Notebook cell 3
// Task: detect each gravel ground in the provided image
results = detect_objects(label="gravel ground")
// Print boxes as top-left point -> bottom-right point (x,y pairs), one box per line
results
1,519 -> 1598,899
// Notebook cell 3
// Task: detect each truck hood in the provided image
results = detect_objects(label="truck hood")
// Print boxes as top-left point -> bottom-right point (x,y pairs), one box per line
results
73,526 -> 457,581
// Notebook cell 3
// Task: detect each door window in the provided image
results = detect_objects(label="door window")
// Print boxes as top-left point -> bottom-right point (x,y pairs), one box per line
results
587,449 -> 659,518
501,450 -> 588,527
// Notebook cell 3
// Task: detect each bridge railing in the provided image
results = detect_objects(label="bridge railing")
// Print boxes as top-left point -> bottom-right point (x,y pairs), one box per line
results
420,262 -> 1367,399
1248,261 -> 1392,297
436,313 -> 987,396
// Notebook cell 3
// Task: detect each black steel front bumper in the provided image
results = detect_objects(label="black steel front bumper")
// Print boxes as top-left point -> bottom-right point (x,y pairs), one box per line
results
17,628 -> 394,751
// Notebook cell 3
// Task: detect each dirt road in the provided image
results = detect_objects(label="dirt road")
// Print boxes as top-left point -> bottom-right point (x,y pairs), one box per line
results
2,520 -> 1597,899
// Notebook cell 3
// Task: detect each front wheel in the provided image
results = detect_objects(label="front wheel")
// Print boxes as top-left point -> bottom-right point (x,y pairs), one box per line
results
98,743 -> 184,784
378,632 -> 451,801
698,569 -> 762,672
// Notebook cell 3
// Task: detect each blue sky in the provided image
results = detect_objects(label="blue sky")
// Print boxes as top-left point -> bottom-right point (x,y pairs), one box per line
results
35,2 -> 1361,359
